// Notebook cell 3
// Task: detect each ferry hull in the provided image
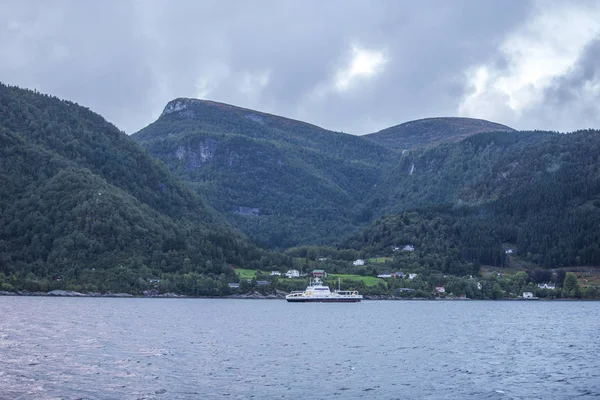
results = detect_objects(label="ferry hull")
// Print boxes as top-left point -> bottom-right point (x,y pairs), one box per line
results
286,297 -> 361,303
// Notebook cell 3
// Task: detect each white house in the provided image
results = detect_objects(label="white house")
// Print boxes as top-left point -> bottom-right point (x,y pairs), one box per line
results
505,249 -> 514,254
285,269 -> 300,278
435,286 -> 446,293
377,273 -> 393,278
318,257 -> 328,261
353,259 -> 365,266
522,292 -> 535,299
477,282 -> 482,290
270,271 -> 281,276
392,246 -> 400,252
538,283 -> 556,290
403,245 -> 415,252
408,273 -> 418,280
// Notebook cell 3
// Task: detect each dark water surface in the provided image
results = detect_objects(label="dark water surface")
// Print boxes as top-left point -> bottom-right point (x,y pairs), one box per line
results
1,297 -> 599,399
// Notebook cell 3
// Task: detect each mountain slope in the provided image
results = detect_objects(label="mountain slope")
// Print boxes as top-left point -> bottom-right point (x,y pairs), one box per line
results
358,129 -> 600,269
0,83 -> 283,294
363,117 -> 515,151
133,98 -> 396,248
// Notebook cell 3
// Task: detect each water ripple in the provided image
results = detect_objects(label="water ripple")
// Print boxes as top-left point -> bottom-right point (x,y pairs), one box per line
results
0,297 -> 599,399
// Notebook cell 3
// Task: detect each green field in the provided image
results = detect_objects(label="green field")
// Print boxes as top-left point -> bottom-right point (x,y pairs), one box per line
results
235,268 -> 257,280
234,268 -> 386,287
329,274 -> 386,286
368,257 -> 393,263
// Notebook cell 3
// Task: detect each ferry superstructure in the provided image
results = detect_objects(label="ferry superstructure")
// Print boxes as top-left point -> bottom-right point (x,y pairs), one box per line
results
285,278 -> 362,303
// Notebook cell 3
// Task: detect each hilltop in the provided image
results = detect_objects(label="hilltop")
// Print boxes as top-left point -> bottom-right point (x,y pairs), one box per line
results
363,117 -> 515,151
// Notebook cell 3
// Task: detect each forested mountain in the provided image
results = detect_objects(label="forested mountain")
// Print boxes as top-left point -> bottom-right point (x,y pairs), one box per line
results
134,97 -> 600,271
2,84 -> 599,296
0,84 -> 288,294
363,117 -> 515,151
133,98 -> 397,248
354,129 -> 600,269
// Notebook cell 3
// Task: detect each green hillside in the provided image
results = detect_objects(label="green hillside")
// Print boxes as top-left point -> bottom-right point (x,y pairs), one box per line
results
133,98 -> 396,248
352,129 -> 600,269
0,84 -> 288,294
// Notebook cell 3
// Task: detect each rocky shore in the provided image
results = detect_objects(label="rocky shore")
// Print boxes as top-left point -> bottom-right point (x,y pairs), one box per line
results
0,290 -> 135,297
0,289 -> 287,299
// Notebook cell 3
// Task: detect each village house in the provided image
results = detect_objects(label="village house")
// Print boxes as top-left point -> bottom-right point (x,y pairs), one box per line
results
505,249 -> 514,254
312,269 -> 327,278
402,245 -> 415,252
353,259 -> 365,266
394,272 -> 406,278
522,292 -> 536,299
256,280 -> 270,286
270,271 -> 281,276
538,283 -> 556,290
377,273 -> 393,278
228,283 -> 240,289
285,269 -> 300,278
435,286 -> 446,293
408,273 -> 418,280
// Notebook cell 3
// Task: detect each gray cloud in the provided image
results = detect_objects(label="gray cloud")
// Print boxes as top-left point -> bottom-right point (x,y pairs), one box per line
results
527,37 -> 600,132
6,0 -> 598,135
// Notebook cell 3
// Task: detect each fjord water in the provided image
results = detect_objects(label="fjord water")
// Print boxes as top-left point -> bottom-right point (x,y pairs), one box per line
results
1,298 -> 598,400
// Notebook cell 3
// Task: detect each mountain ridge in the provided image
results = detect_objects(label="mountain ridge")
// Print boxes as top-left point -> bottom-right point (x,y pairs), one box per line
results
160,97 -> 327,132
363,116 -> 515,151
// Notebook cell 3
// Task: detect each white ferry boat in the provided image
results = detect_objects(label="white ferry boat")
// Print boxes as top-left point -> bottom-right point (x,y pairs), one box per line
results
285,277 -> 362,303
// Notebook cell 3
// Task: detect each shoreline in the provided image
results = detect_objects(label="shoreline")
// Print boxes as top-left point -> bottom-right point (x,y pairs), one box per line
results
0,290 -> 595,301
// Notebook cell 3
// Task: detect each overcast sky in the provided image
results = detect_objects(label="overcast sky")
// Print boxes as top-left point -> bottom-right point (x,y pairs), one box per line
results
2,0 -> 600,134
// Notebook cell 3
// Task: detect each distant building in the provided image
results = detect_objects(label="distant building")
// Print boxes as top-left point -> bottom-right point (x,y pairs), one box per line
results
270,271 -> 281,276
408,273 -> 418,280
394,272 -> 406,279
285,270 -> 300,278
312,270 -> 327,278
228,283 -> 240,289
522,292 -> 536,299
148,279 -> 161,283
318,257 -> 328,261
256,280 -> 270,286
538,283 -> 556,290
392,246 -> 400,252
378,273 -> 393,278
237,206 -> 259,216
353,259 -> 365,266
505,249 -> 514,254
435,287 -> 446,293
402,245 -> 415,252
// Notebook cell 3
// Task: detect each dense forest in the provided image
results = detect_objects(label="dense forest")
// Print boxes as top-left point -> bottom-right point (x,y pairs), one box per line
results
367,129 -> 600,267
0,84 -> 290,295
